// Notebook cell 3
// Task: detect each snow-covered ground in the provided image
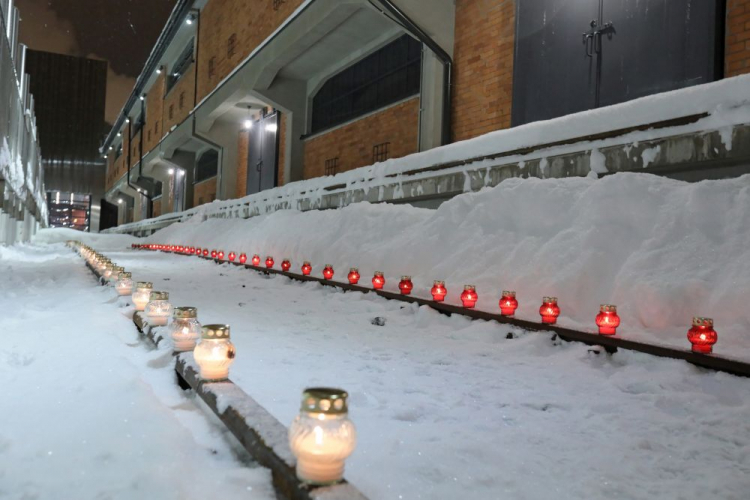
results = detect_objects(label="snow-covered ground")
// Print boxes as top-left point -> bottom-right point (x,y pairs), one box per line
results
83,246 -> 749,500
0,245 -> 275,500
140,173 -> 750,360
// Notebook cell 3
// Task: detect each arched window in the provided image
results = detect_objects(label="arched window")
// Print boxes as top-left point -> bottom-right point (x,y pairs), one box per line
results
195,149 -> 218,182
311,35 -> 421,134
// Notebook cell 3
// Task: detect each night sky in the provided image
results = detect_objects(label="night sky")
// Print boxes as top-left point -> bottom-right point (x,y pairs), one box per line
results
15,0 -> 177,124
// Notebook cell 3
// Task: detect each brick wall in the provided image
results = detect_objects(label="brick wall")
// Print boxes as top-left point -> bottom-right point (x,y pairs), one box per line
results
452,0 -> 515,142
196,0 -> 305,101
144,74 -> 165,153
130,131 -> 142,169
194,178 -> 217,207
303,98 -> 419,179
726,0 -> 750,76
236,130 -> 249,198
164,64 -> 196,132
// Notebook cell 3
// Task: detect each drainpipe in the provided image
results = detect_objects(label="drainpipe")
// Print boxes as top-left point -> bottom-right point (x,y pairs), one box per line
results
372,0 -> 453,145
137,96 -> 154,218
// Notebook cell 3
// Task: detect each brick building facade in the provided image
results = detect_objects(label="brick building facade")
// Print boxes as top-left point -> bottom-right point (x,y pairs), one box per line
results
103,0 -> 748,227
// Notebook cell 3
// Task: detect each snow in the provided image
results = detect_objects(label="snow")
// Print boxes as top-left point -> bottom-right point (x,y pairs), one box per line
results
0,244 -> 275,499
111,73 -> 750,231
90,247 -> 750,499
141,173 -> 750,360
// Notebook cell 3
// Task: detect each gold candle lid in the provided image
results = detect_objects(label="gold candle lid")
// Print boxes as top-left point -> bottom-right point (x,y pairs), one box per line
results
173,306 -> 197,319
202,324 -> 230,339
325,264 -> 333,268
543,296 -> 558,303
136,282 -> 153,289
350,267 -> 359,273
303,261 -> 311,266
374,271 -> 384,277
401,276 -> 411,281
149,291 -> 169,301
502,290 -> 516,297
600,304 -> 617,312
300,387 -> 348,415
433,280 -> 445,286
693,317 -> 713,327
118,272 -> 132,279
464,284 -> 476,291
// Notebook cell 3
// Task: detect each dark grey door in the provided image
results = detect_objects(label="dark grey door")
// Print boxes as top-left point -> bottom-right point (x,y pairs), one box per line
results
246,112 -> 280,196
512,0 -> 721,127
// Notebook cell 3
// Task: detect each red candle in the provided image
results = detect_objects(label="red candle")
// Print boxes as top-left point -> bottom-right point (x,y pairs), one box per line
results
595,304 -> 620,335
265,256 -> 275,269
301,261 -> 312,276
228,252 -> 236,262
372,272 -> 385,290
348,268 -> 360,284
499,291 -> 518,316
539,297 -> 560,324
239,253 -> 247,264
202,249 -> 209,257
460,285 -> 478,308
398,276 -> 413,295
218,251 -> 225,260
687,317 -> 718,353
211,250 -> 218,259
252,254 -> 261,267
281,259 -> 291,272
195,247 -> 202,256
323,265 -> 334,280
431,280 -> 447,302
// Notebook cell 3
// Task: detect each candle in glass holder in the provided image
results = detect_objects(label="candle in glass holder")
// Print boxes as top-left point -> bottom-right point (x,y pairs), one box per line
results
289,388 -> 357,485
266,256 -> 275,269
431,281 -> 447,302
193,324 -> 236,381
252,254 -> 261,266
398,276 -> 413,295
169,307 -> 202,352
145,291 -> 173,326
323,265 -> 334,280
132,282 -> 153,311
302,261 -> 313,276
239,253 -> 248,264
348,268 -> 360,284
115,272 -> 134,296
499,291 -> 518,316
372,272 -> 385,290
460,285 -> 478,308
595,304 -> 620,335
539,297 -> 560,324
281,259 -> 292,272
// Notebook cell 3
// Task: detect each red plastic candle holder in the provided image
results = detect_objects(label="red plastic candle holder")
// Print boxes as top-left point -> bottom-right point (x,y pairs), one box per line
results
265,256 -> 275,269
596,304 -> 620,335
372,272 -> 385,290
252,254 -> 261,267
323,265 -> 334,280
239,253 -> 247,264
228,252 -> 236,262
195,247 -> 201,256
431,281 -> 447,302
460,285 -> 478,308
398,276 -> 414,295
499,291 -> 518,316
348,268 -> 360,284
539,297 -> 560,324
281,259 -> 291,272
218,251 -> 225,260
202,249 -> 209,257
687,317 -> 717,354
211,250 -> 218,259
301,261 -> 312,276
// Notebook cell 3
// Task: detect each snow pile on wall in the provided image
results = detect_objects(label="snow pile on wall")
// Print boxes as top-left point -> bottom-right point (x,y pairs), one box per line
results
33,228 -> 137,250
148,173 -> 750,356
0,137 -> 26,199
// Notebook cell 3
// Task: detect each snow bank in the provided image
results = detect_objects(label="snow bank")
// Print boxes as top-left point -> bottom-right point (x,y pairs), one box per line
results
147,173 -> 750,357
33,228 -> 137,250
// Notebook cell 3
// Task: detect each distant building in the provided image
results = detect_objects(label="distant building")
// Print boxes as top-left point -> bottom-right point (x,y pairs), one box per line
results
25,49 -> 108,231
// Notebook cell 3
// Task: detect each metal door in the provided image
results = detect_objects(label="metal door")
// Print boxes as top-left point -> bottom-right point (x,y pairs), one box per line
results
512,0 -> 721,127
246,111 -> 280,196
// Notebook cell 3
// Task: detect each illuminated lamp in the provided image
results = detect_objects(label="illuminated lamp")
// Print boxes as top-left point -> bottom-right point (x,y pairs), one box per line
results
687,317 -> 718,354
211,250 -> 218,259
323,265 -> 334,280
203,249 -> 209,257
372,272 -> 385,290
115,272 -> 134,296
281,259 -> 291,272
302,261 -> 312,276
266,256 -> 275,269
499,291 -> 518,316
539,297 -> 560,324
398,276 -> 413,295
169,307 -> 201,352
348,268 -> 360,284
239,253 -> 248,264
252,254 -> 261,267
595,304 -> 620,335
193,324 -> 236,381
228,252 -> 236,262
132,282 -> 154,312
145,291 -> 173,327
218,250 -> 225,261
431,281 -> 447,302
460,285 -> 478,308
289,388 -> 356,485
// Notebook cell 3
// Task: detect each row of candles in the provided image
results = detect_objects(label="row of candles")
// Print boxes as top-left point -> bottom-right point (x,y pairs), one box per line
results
69,241 -> 356,486
133,242 -> 720,354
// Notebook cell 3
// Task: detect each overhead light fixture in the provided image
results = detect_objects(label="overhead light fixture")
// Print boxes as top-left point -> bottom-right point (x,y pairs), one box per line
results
118,198 -> 123,204
168,168 -> 175,175
117,132 -> 122,137
140,94 -> 145,101
186,14 -> 195,25
126,118 -> 130,123
156,67 -> 162,74
243,119 -> 253,130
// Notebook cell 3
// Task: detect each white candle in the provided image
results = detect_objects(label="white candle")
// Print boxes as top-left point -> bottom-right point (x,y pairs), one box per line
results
193,325 -> 235,381
115,272 -> 134,296
132,282 -> 153,311
145,291 -> 172,326
169,307 -> 202,352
